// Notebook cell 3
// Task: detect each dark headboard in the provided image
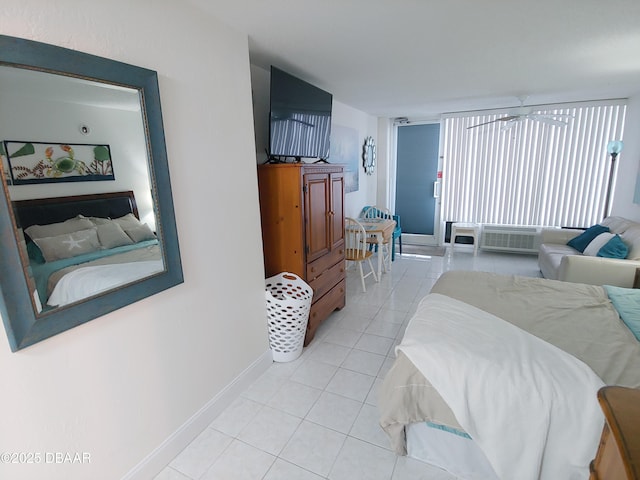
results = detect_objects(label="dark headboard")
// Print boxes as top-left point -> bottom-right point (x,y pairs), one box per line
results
12,190 -> 139,230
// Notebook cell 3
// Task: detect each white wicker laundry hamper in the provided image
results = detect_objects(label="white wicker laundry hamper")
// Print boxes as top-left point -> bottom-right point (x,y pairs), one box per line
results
265,272 -> 313,362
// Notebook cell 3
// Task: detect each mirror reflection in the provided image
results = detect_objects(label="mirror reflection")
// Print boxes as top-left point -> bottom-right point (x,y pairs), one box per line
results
0,65 -> 165,314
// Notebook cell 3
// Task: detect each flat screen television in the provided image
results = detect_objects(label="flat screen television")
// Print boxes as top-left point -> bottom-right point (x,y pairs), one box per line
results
269,66 -> 332,160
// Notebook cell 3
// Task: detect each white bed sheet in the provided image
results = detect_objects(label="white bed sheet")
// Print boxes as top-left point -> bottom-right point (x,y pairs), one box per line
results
406,422 -> 498,480
397,293 -> 605,480
47,260 -> 164,306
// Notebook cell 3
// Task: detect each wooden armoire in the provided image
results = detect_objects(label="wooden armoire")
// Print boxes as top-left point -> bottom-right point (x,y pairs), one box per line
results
257,162 -> 346,345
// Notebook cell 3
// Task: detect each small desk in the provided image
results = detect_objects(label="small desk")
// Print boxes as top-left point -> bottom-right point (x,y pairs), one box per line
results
450,222 -> 480,255
357,218 -> 396,280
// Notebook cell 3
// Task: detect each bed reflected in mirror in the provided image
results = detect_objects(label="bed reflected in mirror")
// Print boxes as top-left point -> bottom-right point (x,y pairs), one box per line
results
0,66 -> 165,312
0,35 -> 183,351
13,191 -> 165,311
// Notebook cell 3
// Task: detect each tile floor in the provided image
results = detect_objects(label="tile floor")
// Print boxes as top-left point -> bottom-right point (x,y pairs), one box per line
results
155,246 -> 541,480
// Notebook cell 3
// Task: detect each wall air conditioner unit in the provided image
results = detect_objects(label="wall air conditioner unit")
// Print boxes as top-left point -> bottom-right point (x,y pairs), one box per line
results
481,225 -> 541,254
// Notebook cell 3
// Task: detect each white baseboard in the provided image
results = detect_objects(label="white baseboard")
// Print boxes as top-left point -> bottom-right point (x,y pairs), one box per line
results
122,349 -> 273,480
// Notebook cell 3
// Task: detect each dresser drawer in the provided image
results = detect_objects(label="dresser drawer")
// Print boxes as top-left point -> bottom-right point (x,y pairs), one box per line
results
308,260 -> 345,301
304,278 -> 346,346
306,242 -> 345,281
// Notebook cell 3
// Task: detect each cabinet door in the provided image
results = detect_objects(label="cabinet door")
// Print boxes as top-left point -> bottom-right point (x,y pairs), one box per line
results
330,171 -> 345,250
304,172 -> 331,263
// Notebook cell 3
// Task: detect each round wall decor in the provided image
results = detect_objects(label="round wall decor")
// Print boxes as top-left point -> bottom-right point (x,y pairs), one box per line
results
363,136 -> 376,175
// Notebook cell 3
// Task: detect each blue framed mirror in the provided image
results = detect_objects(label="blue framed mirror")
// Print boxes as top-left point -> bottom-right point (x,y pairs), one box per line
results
0,35 -> 183,351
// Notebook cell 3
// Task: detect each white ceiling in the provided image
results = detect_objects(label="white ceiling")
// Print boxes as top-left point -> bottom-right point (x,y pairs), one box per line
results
191,0 -> 640,119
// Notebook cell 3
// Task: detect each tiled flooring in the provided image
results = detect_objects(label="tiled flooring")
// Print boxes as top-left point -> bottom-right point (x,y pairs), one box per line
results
155,246 -> 540,480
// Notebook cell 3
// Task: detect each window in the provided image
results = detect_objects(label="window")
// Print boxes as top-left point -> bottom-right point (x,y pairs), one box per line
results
441,100 -> 626,227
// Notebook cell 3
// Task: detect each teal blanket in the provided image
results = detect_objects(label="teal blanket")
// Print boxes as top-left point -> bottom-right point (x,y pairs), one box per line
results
604,285 -> 640,342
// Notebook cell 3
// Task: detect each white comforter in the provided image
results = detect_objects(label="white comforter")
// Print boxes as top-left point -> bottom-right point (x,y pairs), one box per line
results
47,260 -> 164,306
397,293 -> 605,480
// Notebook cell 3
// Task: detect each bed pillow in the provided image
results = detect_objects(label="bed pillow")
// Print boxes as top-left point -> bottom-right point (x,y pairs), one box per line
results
583,232 -> 615,256
79,214 -> 112,226
26,241 -> 46,264
604,285 -> 640,341
96,222 -> 134,249
567,224 -> 610,252
125,223 -> 156,243
112,213 -> 143,230
597,234 -> 628,259
33,228 -> 101,262
25,216 -> 94,240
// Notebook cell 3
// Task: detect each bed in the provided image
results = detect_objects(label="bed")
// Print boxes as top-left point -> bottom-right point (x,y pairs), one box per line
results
379,271 -> 640,480
13,191 -> 163,310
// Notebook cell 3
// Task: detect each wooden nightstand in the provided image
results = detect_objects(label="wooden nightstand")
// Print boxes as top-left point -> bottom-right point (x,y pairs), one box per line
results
589,386 -> 640,479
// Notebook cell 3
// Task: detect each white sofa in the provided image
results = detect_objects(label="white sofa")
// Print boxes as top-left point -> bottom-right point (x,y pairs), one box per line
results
538,216 -> 640,287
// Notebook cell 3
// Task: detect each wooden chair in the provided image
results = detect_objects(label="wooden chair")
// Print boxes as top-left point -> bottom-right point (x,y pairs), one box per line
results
345,217 -> 378,292
362,205 -> 394,269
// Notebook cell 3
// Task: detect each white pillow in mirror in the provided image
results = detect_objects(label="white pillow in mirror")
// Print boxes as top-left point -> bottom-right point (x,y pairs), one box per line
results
79,214 -> 112,226
583,232 -> 615,256
96,222 -> 134,249
25,217 -> 94,240
33,228 -> 100,262
112,213 -> 143,230
125,223 -> 156,243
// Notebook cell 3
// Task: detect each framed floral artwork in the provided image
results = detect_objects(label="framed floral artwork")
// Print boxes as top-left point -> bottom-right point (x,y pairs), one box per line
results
3,141 -> 114,185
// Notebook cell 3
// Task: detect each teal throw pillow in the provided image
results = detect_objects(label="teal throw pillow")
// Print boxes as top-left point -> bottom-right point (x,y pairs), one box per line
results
597,234 -> 628,259
604,285 -> 640,341
567,224 -> 610,252
26,241 -> 45,264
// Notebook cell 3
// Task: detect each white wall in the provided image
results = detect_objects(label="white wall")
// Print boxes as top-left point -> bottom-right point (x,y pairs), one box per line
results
250,64 -> 378,217
250,65 -> 271,165
1,95 -> 156,228
332,102 -> 378,218
611,94 -> 640,221
0,1 -> 270,480
376,117 -> 394,209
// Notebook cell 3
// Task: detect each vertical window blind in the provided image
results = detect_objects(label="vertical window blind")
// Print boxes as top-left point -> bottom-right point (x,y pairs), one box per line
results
441,100 -> 626,227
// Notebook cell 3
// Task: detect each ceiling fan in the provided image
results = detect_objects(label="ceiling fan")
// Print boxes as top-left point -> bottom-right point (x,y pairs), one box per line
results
467,96 -> 573,131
